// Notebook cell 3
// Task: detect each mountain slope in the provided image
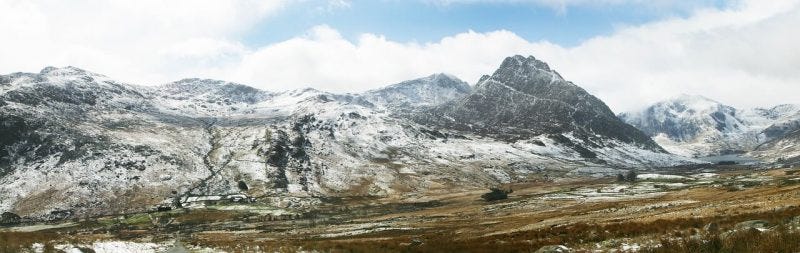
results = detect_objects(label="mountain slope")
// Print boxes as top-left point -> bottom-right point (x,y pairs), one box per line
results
0,61 -> 691,220
752,129 -> 800,165
0,67 -> 210,218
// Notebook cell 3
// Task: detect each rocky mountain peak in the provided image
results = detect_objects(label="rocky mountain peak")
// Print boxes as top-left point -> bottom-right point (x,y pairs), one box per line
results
416,55 -> 664,152
39,66 -> 94,76
477,55 -> 572,99
499,55 -> 552,72
488,55 -> 564,85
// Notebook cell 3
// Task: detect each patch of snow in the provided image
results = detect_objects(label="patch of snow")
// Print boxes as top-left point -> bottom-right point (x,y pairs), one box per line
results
637,174 -> 689,180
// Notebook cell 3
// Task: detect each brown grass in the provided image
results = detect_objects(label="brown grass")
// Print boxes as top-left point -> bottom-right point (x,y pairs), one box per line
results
183,205 -> 800,253
0,231 -> 60,253
644,226 -> 800,253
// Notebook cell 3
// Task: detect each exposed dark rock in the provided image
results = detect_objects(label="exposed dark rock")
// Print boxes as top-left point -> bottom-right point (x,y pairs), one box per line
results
237,180 -> 249,191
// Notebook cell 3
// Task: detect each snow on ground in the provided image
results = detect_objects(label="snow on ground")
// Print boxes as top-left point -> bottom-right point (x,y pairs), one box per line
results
691,173 -> 718,179
0,67 -> 702,218
567,167 -> 627,178
53,241 -> 169,253
637,174 -> 689,180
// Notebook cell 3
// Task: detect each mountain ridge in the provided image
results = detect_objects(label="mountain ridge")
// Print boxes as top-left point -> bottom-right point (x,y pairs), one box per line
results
0,57 -> 693,220
620,94 -> 800,158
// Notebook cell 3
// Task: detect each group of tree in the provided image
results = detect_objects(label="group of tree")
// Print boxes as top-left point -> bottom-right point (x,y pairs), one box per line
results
481,187 -> 513,201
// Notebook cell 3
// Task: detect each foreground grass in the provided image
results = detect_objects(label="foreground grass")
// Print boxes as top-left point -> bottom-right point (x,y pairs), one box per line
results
3,168 -> 799,253
644,226 -> 800,253
0,231 -> 60,253
182,206 -> 800,253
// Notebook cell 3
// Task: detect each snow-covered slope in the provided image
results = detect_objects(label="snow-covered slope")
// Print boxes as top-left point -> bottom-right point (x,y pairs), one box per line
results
747,104 -> 800,140
620,95 -> 800,158
361,73 -> 471,110
0,58 -> 693,220
752,129 -> 800,165
748,105 -> 800,164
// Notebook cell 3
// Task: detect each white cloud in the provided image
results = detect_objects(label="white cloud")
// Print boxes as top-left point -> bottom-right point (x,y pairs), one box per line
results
1,0 -> 799,113
532,0 -> 800,111
226,0 -> 800,112
316,0 -> 352,13
229,25 -> 537,92
0,0 -> 286,84
424,0 -> 726,14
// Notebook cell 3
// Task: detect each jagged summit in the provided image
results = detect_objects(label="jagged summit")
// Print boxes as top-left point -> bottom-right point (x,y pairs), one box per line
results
480,55 -> 565,89
497,55 -> 557,74
478,55 -> 574,99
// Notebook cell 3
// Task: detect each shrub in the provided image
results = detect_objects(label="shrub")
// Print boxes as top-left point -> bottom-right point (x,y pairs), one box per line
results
625,170 -> 638,182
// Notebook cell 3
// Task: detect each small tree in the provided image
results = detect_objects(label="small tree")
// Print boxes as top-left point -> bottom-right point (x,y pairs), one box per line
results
625,170 -> 638,182
616,173 -> 626,182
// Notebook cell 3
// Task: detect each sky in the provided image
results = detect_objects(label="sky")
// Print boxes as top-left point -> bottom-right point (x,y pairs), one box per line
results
0,0 -> 798,112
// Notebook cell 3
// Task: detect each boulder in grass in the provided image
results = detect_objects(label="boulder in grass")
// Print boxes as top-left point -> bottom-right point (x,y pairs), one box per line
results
734,220 -> 771,231
789,216 -> 800,229
535,245 -> 571,253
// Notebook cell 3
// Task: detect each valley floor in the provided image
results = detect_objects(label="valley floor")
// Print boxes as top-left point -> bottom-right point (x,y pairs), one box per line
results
3,165 -> 800,253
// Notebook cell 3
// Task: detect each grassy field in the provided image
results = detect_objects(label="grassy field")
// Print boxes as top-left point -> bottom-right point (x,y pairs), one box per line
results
2,166 -> 800,252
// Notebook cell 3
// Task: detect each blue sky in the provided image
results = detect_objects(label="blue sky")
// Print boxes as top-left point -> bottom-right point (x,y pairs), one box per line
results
2,0 -> 798,111
245,0 -> 727,47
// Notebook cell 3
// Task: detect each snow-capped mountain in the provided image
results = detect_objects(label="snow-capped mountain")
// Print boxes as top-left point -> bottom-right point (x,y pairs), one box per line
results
0,56 -> 692,220
619,94 -> 800,158
415,55 -> 664,155
361,73 -> 471,110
